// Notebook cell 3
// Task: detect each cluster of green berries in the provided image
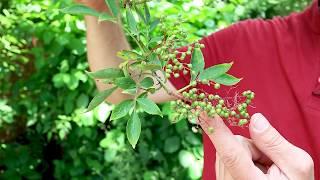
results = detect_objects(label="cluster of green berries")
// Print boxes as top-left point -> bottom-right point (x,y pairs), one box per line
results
161,42 -> 205,79
171,88 -> 255,128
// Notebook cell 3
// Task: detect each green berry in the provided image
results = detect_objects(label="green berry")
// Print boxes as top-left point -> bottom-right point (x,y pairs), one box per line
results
216,104 -> 222,109
200,102 -> 206,107
186,51 -> 191,55
187,64 -> 192,68
183,70 -> 188,75
238,119 -> 248,126
199,93 -> 205,99
190,81 -> 197,87
173,66 -> 179,70
231,111 -> 237,116
216,108 -> 221,114
200,44 -> 205,48
208,127 -> 214,134
214,83 -> 221,89
166,69 -> 172,73
167,64 -> 173,69
219,99 -> 224,105
202,79 -> 209,84
165,73 -> 171,78
208,94 -> 214,100
178,64 -> 184,70
174,73 -> 180,78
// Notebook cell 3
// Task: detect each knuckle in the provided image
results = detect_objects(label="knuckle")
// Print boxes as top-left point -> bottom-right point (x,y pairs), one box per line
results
220,149 -> 241,168
262,130 -> 284,151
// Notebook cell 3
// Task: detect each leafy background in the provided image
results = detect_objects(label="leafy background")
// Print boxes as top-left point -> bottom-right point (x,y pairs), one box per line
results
0,0 -> 310,179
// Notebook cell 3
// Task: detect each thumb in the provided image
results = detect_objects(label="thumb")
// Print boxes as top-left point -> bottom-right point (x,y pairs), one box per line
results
249,113 -> 314,179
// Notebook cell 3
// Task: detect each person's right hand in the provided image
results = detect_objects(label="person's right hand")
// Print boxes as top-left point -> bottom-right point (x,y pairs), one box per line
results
75,0 -> 107,11
200,113 -> 315,180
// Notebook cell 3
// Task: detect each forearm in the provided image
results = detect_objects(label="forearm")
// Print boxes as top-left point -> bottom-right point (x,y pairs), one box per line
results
85,16 -> 131,103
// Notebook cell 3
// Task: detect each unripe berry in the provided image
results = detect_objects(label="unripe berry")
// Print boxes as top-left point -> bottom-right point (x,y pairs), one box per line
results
190,81 -> 197,87
202,79 -> 209,84
208,127 -> 214,134
238,119 -> 248,126
174,73 -> 180,78
216,108 -> 221,114
167,64 -> 173,69
165,73 -> 171,78
200,102 -> 206,107
216,104 -> 222,109
200,44 -> 205,48
208,94 -> 214,100
166,69 -> 172,73
178,64 -> 184,70
218,99 -> 224,105
231,111 -> 236,116
187,64 -> 192,68
183,70 -> 188,75
173,65 -> 179,71
214,83 -> 221,89
186,51 -> 191,55
199,93 -> 205,99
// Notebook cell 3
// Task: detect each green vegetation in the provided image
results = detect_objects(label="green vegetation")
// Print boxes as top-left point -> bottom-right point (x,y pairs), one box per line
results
0,0 -> 310,179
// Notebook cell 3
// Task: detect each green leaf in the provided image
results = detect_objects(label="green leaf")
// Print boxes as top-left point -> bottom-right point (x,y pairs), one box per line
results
136,64 -> 162,71
214,74 -> 242,86
87,68 -> 124,79
61,5 -> 100,17
105,0 -> 118,16
144,3 -> 151,23
199,62 -> 233,81
134,5 -> 146,23
191,47 -> 205,81
150,19 -> 160,32
98,13 -> 116,22
164,136 -> 180,153
140,77 -> 154,89
117,50 -> 143,61
126,8 -> 138,34
178,150 -> 195,168
137,98 -> 162,116
126,111 -> 141,149
86,87 -> 117,112
111,100 -> 134,120
114,77 -> 136,89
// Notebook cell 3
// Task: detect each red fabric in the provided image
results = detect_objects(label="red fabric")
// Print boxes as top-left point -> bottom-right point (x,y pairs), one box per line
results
169,0 -> 320,179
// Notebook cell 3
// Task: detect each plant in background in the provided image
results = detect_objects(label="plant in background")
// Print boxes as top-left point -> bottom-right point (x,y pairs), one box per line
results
62,0 -> 255,148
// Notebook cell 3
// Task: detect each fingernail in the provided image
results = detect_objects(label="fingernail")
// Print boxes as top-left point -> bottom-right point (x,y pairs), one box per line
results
251,113 -> 269,132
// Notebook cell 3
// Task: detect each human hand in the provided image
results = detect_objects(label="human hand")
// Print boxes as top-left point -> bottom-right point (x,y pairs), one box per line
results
200,113 -> 314,180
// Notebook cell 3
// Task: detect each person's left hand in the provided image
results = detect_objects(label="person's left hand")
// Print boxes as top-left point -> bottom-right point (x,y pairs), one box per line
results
200,113 -> 314,180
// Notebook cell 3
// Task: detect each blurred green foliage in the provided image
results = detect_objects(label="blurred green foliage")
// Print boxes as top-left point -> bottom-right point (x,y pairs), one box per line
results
0,0 -> 310,179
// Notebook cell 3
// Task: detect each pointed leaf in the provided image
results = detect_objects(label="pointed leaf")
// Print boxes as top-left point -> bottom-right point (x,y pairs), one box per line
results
137,98 -> 162,116
87,68 -> 124,79
150,19 -> 160,32
98,13 -> 116,22
111,100 -> 134,120
126,111 -> 141,148
105,0 -> 119,16
140,77 -> 154,89
214,74 -> 242,86
86,87 -> 117,111
61,5 -> 100,17
144,3 -> 151,23
117,50 -> 143,61
199,62 -> 233,81
114,77 -> 136,89
191,47 -> 205,81
126,8 -> 138,34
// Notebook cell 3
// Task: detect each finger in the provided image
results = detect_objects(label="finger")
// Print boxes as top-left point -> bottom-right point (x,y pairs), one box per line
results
235,136 -> 272,166
200,114 -> 264,180
249,113 -> 314,178
216,153 -> 234,180
267,164 -> 289,180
